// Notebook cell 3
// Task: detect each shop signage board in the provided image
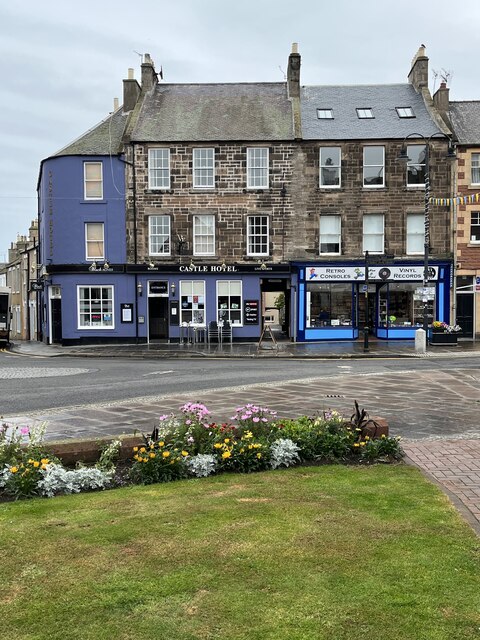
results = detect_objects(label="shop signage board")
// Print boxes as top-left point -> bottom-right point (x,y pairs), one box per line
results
244,300 -> 259,325
306,266 -> 439,282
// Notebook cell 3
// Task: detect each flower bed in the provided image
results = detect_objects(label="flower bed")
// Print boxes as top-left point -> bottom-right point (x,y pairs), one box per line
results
0,402 -> 403,500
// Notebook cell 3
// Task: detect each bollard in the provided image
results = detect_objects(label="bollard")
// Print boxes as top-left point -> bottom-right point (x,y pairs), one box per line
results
415,328 -> 426,354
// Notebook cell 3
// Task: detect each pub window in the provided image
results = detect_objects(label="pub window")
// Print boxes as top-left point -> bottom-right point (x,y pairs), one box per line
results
217,280 -> 242,325
471,212 -> 480,242
180,280 -> 205,325
78,286 -> 114,329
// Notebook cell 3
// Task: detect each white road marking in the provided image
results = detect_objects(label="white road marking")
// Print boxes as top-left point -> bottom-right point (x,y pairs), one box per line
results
142,370 -> 175,377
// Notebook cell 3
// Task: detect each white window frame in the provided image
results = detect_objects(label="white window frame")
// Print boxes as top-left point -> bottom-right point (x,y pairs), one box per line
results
363,146 -> 385,188
84,162 -> 103,200
406,213 -> 424,255
317,109 -> 333,119
148,148 -> 170,190
148,215 -> 171,256
179,280 -> 206,326
247,148 -> 269,189
193,148 -> 215,189
471,211 -> 480,243
319,215 -> 341,255
85,222 -> 105,261
396,107 -> 415,118
356,108 -> 374,119
363,214 -> 384,254
406,145 -> 426,187
471,153 -> 480,185
216,280 -> 243,326
319,147 -> 341,188
247,215 -> 269,256
77,285 -> 114,329
193,214 -> 215,256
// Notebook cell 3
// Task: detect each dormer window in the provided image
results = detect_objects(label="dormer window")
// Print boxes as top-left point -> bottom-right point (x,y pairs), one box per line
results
317,109 -> 334,119
396,107 -> 415,118
356,108 -> 374,119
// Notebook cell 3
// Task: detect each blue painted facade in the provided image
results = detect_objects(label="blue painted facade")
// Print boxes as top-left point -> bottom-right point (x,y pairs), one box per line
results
294,260 -> 452,342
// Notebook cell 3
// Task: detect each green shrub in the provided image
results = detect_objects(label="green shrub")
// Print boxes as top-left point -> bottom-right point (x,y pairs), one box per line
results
130,442 -> 188,485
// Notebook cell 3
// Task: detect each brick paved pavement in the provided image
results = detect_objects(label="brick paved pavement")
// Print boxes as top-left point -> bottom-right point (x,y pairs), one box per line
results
403,439 -> 480,534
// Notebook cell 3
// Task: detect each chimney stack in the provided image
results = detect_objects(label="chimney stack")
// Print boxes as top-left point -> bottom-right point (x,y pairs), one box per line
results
141,53 -> 158,92
123,67 -> 141,112
408,45 -> 429,92
287,42 -> 301,99
113,97 -> 119,111
433,81 -> 450,116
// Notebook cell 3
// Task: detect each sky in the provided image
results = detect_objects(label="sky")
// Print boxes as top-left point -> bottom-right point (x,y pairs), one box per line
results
1,0 -> 479,260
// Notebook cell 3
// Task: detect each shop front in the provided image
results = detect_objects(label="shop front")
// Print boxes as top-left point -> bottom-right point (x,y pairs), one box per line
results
294,261 -> 452,341
131,263 -> 291,343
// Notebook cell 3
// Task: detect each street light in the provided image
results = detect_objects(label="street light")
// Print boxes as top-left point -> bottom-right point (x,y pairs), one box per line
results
397,133 -> 455,340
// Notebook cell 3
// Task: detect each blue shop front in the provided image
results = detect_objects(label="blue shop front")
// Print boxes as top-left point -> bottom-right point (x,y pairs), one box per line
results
294,261 -> 452,341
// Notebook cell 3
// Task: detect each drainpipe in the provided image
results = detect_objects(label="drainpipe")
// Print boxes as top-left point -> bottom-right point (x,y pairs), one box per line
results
121,145 -> 139,343
451,153 -> 458,327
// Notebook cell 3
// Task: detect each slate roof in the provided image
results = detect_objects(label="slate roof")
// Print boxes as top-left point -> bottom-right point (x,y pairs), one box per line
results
301,84 -> 442,140
131,83 -> 294,142
449,101 -> 480,145
53,108 -> 129,156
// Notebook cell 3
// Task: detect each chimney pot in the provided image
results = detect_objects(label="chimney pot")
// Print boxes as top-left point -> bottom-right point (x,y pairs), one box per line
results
291,42 -> 298,54
128,68 -> 134,80
113,97 -> 119,111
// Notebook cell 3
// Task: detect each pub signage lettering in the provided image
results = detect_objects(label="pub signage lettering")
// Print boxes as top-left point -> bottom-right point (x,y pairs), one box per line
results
179,264 -> 238,273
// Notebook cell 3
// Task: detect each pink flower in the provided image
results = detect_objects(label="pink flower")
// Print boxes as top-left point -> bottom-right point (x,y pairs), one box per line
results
20,427 -> 30,435
185,419 -> 192,425
252,417 -> 260,423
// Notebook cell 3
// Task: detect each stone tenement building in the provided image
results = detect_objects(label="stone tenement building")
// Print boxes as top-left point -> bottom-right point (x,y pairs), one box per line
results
36,45 -> 456,346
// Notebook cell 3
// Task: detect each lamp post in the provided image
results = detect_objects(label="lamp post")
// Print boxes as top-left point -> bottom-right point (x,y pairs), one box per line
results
397,133 -> 455,339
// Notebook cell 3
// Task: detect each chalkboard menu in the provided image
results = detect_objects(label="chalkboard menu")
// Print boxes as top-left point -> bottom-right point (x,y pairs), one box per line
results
244,299 -> 259,325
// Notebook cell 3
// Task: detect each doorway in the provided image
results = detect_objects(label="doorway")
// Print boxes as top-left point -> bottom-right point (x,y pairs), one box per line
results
148,297 -> 169,341
456,292 -> 474,339
51,298 -> 62,343
260,278 -> 290,339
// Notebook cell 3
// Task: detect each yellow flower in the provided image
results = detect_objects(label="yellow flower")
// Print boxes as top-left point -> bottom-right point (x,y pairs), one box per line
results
360,442 -> 366,447
41,458 -> 49,464
142,458 -> 148,463
364,436 -> 370,441
353,443 -> 360,448
222,451 -> 232,459
355,428 -> 361,432
214,443 -> 223,449
253,443 -> 261,449
158,441 -> 165,447
256,453 -> 262,459
28,458 -> 34,464
224,438 -> 230,444
139,447 -> 146,453
133,446 -> 139,452
248,444 -> 253,450
33,461 -> 40,468
162,451 -> 170,458
149,452 -> 156,459
381,434 -> 386,439
150,444 -> 154,449
240,448 -> 245,453
170,460 -> 175,464
244,431 -> 253,439
10,467 -> 18,474
181,451 -> 189,457
41,464 -> 48,470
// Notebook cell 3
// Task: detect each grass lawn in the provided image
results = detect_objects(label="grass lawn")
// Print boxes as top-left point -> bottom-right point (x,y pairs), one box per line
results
0,464 -> 479,640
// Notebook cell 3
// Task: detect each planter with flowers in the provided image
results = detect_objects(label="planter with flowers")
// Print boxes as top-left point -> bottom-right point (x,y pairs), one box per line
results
429,321 -> 461,345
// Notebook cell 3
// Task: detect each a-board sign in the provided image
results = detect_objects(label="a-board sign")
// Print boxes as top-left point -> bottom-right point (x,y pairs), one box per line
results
244,299 -> 259,325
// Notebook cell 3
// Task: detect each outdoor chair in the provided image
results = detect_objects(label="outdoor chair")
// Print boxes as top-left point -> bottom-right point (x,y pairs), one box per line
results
207,321 -> 220,343
221,320 -> 232,343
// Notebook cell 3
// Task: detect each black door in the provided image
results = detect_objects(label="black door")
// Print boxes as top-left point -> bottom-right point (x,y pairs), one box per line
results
148,298 -> 168,340
456,294 -> 474,339
51,299 -> 62,343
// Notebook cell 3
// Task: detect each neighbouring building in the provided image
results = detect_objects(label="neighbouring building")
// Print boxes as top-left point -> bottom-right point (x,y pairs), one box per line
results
36,45 -> 456,345
1,222 -> 39,341
449,100 -> 480,339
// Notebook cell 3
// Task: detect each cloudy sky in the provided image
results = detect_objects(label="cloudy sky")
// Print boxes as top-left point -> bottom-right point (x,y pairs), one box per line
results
1,0 -> 479,259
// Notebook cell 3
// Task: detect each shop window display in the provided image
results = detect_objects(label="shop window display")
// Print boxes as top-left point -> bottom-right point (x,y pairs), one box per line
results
307,283 -> 352,327
378,283 -> 434,327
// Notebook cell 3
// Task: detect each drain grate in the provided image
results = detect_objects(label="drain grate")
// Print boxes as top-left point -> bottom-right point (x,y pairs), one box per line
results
324,394 -> 346,398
